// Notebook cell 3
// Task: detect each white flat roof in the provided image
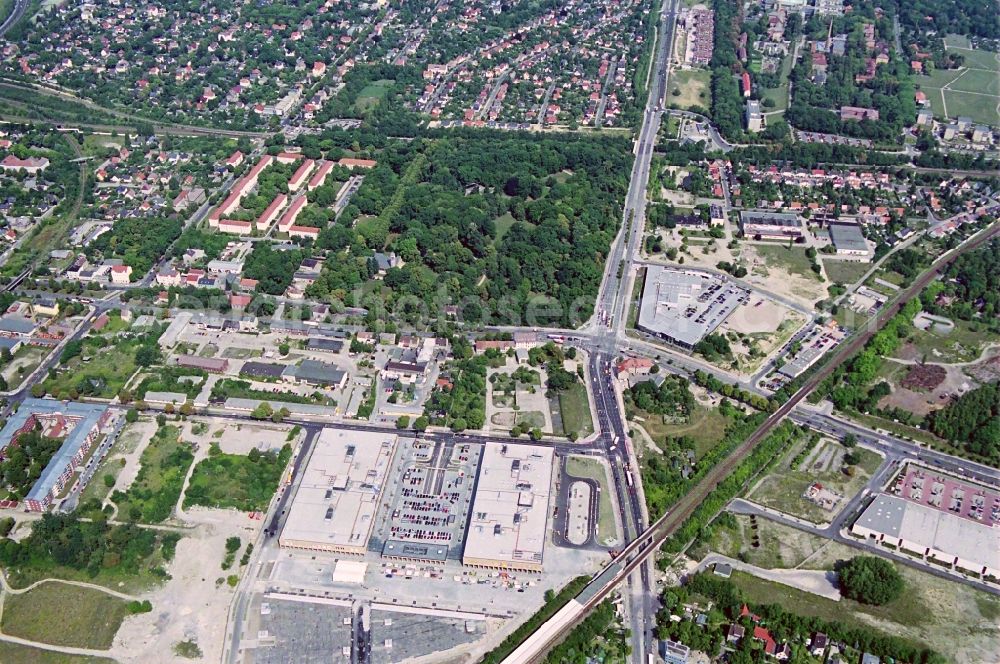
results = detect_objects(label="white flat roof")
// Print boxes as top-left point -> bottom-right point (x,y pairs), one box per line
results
638,266 -> 748,347
280,428 -> 398,551
855,493 -> 1000,572
463,444 -> 554,568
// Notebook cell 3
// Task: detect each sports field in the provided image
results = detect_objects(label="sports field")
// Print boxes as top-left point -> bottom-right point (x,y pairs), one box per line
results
915,36 -> 1000,126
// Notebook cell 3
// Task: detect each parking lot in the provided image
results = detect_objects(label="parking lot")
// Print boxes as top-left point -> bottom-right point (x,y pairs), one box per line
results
371,438 -> 482,561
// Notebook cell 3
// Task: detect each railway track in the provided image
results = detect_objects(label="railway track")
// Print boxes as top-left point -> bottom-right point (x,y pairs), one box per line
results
510,220 -> 1000,663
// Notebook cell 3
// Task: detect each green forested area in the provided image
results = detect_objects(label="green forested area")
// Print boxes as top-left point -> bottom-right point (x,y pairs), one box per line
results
0,513 -> 172,582
928,382 -> 1000,462
305,132 -> 632,326
89,216 -> 183,279
787,11 -> 915,141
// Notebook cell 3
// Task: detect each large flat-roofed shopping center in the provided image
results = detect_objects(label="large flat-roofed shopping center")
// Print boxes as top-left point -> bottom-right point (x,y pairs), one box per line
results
278,428 -> 557,573
279,428 -> 398,555
637,266 -> 749,349
462,443 -> 554,573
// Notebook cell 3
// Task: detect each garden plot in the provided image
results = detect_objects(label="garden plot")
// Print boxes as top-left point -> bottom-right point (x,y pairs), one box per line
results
485,362 -> 553,433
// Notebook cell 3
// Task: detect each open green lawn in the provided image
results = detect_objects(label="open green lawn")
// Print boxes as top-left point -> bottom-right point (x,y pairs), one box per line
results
0,642 -> 114,664
634,403 -> 730,459
565,456 -> 618,544
354,79 -> 393,112
558,382 -> 594,439
1,582 -> 130,650
823,260 -> 870,285
915,43 -> 1000,126
695,513 -> 828,569
494,212 -> 519,242
113,425 -> 193,523
754,244 -> 822,281
759,53 -> 792,112
667,69 -> 711,111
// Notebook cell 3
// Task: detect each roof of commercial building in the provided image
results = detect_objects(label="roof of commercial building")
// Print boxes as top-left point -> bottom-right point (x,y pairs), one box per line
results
307,337 -> 344,353
240,361 -> 286,379
739,211 -> 801,227
637,266 -> 748,348
854,493 -> 1000,572
0,316 -> 36,335
0,399 -> 109,503
286,359 -> 347,386
828,222 -> 869,252
463,443 -> 554,568
176,355 -> 229,372
280,428 -> 399,551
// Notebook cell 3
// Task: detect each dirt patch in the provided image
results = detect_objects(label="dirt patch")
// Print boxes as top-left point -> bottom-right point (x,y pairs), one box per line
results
878,386 -> 946,418
900,364 -> 947,391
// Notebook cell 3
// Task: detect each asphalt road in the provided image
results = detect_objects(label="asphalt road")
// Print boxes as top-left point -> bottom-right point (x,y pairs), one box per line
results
0,0 -> 28,38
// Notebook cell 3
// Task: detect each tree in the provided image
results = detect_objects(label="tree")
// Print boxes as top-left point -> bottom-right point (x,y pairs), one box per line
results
413,416 -> 429,432
842,433 -> 857,448
837,556 -> 904,605
125,408 -> 139,423
396,415 -> 410,429
251,402 -> 273,420
278,342 -> 290,356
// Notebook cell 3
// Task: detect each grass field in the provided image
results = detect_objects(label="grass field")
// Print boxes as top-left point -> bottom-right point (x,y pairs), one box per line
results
696,513 -> 828,569
42,339 -> 139,399
667,69 -> 711,111
915,39 -> 1000,126
494,212 -> 519,242
633,403 -> 731,459
565,456 -> 618,544
558,382 -> 594,439
354,79 -> 393,113
1,582 -> 129,649
895,317 -> 997,364
0,642 -> 114,664
753,244 -> 822,281
823,260 -> 870,285
759,53 -> 792,112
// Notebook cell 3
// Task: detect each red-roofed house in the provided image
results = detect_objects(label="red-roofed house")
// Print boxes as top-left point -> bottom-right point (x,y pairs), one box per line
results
225,151 -> 244,168
308,160 -> 335,190
338,157 -> 377,170
288,159 -> 316,192
0,155 -> 49,174
229,294 -> 252,309
110,264 -> 133,285
753,626 -> 776,655
741,71 -> 751,98
616,357 -> 654,376
256,194 -> 288,231
278,196 -> 308,233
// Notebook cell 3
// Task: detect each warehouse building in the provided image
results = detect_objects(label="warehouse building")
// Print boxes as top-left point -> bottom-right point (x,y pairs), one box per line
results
279,428 -> 399,555
637,266 -> 749,350
828,222 -> 872,259
740,211 -> 803,239
462,444 -> 554,572
851,493 -> 1000,579
283,359 -> 348,389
